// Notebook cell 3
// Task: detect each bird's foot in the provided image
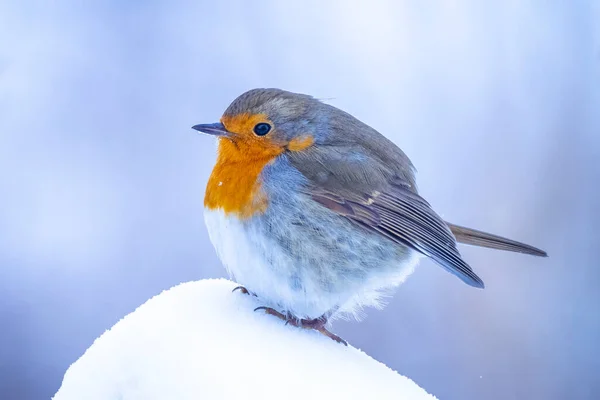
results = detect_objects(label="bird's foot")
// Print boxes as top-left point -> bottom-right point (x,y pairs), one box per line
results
254,306 -> 347,346
232,285 -> 256,297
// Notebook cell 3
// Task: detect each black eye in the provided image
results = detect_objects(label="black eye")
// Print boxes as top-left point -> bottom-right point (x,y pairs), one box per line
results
253,122 -> 271,136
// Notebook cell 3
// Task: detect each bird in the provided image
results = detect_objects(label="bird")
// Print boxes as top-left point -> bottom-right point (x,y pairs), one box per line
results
192,88 -> 547,345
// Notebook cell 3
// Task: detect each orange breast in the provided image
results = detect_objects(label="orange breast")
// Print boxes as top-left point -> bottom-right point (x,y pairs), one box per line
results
204,138 -> 284,219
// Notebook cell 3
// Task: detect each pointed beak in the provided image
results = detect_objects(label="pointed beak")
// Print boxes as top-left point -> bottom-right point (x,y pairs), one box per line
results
191,122 -> 230,137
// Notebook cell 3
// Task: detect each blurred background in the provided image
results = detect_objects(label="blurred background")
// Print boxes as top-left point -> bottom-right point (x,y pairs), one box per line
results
1,1 -> 599,399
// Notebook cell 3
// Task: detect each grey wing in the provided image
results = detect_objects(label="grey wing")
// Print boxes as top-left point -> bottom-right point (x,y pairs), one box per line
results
307,179 -> 485,288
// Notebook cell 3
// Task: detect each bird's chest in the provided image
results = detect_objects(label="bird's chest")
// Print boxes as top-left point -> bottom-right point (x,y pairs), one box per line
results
203,162 -> 268,220
203,137 -> 283,219
203,151 -> 307,312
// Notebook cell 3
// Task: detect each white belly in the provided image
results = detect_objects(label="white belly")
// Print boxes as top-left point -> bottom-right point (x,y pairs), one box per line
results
204,207 -> 420,320
203,208 -> 304,309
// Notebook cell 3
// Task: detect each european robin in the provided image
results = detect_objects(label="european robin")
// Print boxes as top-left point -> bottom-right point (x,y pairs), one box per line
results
193,88 -> 547,345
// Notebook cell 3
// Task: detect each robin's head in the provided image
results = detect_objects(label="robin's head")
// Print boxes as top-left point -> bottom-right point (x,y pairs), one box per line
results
193,88 -> 327,156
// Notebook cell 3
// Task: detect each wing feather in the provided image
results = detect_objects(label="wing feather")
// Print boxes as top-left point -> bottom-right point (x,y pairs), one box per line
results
308,180 -> 485,288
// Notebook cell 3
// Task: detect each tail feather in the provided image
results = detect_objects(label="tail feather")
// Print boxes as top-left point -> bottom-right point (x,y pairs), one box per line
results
446,222 -> 548,257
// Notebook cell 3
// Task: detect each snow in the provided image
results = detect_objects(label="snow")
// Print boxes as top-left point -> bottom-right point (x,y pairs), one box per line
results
53,279 -> 436,400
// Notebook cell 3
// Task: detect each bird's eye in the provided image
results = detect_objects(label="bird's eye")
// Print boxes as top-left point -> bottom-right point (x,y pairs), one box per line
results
253,122 -> 271,136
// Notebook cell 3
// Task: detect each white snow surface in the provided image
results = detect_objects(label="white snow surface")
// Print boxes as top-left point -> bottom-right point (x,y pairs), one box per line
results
54,279 -> 436,400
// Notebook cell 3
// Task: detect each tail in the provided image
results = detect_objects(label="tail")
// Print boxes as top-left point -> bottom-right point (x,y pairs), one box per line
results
446,222 -> 548,257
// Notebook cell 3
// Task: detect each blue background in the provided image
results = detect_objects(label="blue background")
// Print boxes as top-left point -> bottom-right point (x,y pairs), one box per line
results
1,1 -> 599,399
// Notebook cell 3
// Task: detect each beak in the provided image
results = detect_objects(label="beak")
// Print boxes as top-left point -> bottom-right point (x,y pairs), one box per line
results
191,122 -> 230,137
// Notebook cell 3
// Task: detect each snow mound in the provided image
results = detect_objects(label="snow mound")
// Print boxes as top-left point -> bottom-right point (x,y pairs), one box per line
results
54,279 -> 436,400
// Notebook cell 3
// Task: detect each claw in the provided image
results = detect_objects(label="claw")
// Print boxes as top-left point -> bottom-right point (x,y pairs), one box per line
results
232,286 -> 249,294
233,286 -> 256,297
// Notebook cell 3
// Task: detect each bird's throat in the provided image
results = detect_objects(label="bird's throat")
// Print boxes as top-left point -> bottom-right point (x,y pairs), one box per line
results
204,138 -> 282,219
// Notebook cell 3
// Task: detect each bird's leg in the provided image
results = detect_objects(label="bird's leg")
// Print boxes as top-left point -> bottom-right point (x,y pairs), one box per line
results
254,306 -> 347,346
232,285 -> 256,297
